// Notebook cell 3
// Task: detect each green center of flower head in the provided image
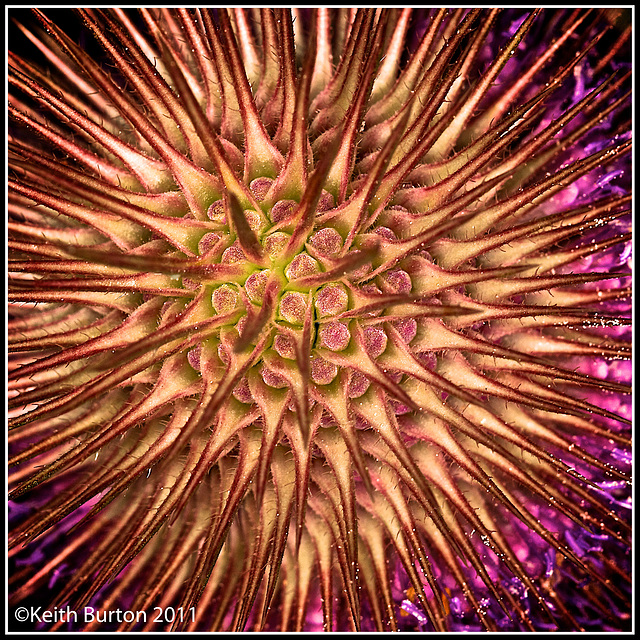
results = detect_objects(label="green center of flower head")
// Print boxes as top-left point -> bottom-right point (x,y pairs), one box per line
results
185,172 -> 414,393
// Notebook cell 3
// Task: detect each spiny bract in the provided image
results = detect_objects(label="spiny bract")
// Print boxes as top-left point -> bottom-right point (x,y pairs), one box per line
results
8,8 -> 632,632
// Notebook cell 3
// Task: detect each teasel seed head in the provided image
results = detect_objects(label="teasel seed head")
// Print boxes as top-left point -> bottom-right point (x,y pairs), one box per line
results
8,8 -> 631,632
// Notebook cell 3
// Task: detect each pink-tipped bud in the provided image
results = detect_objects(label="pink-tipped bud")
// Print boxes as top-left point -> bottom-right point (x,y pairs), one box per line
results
273,334 -> 296,360
187,345 -> 202,371
393,318 -> 418,343
279,292 -> 307,324
212,285 -> 239,314
218,343 -> 230,366
374,226 -> 398,241
285,253 -> 320,281
243,209 -> 268,234
315,283 -> 349,317
182,277 -> 199,290
270,199 -> 298,223
380,269 -> 412,293
309,227 -> 343,257
260,363 -> 288,388
352,262 -> 373,279
310,355 -> 338,385
198,232 -> 222,255
207,199 -> 226,224
244,270 -> 270,303
363,326 -> 388,358
263,232 -> 291,260
232,377 -> 254,403
316,190 -> 335,213
348,371 -> 371,398
319,321 -> 351,351
221,240 -> 246,264
249,177 -> 274,202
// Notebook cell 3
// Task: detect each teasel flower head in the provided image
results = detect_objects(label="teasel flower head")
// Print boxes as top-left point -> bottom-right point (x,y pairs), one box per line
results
8,8 -> 632,632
